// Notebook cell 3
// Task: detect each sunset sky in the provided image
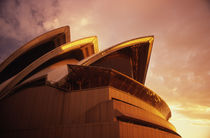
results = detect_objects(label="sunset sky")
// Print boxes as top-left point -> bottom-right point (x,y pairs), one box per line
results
0,0 -> 210,137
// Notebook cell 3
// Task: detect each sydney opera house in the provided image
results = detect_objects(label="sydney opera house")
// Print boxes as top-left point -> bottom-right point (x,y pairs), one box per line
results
0,26 -> 181,138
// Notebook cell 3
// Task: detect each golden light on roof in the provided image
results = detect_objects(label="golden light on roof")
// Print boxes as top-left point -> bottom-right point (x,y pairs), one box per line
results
80,36 -> 153,66
109,36 -> 153,52
61,36 -> 98,53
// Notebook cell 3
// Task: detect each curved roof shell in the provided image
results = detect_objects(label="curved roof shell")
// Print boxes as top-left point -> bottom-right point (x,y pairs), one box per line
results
0,36 -> 98,100
79,36 -> 153,84
0,26 -> 70,84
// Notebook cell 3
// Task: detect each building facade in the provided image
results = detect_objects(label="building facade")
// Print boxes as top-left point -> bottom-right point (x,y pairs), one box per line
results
0,26 -> 181,138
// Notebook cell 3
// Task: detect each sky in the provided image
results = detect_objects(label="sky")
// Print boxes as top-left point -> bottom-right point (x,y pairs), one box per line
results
0,0 -> 210,137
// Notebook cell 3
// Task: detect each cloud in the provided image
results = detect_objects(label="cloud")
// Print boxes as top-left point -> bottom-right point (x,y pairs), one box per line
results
0,0 -> 62,61
169,103 -> 210,138
172,103 -> 210,121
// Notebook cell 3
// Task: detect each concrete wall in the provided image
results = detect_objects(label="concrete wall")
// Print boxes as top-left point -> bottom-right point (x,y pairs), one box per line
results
0,85 -> 180,138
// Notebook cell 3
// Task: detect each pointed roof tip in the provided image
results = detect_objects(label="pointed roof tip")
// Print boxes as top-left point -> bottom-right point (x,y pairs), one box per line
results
55,25 -> 70,30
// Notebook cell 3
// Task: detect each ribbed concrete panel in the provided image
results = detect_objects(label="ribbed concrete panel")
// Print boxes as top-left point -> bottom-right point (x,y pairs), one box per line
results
0,86 -> 64,130
62,87 -> 110,124
119,121 -> 180,138
1,123 -> 119,138
108,86 -> 165,119
112,99 -> 176,132
85,100 -> 114,123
